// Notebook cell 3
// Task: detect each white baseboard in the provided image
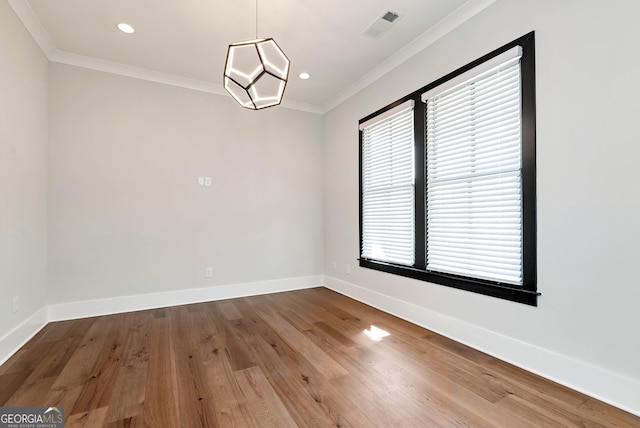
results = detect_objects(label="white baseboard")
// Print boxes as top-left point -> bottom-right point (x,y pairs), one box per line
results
1,276 -> 321,367
48,275 -> 323,322
0,307 -> 48,367
324,275 -> 640,417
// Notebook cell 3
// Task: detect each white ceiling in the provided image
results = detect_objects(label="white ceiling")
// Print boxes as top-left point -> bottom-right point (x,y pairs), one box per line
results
9,0 -> 496,113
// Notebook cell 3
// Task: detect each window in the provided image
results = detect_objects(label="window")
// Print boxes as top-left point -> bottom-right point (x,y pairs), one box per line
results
359,32 -> 537,305
360,101 -> 415,266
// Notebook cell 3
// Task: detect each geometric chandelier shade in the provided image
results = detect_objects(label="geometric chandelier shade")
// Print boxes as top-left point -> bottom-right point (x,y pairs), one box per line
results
223,38 -> 290,110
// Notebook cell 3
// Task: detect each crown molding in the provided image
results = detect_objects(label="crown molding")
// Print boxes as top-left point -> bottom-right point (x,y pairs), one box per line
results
279,98 -> 325,115
7,0 -> 56,57
319,0 -> 498,113
51,50 -> 228,94
50,51 -> 325,114
9,0 -> 495,116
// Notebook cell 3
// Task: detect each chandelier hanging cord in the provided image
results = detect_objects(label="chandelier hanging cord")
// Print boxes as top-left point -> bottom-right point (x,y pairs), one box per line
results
255,0 -> 258,39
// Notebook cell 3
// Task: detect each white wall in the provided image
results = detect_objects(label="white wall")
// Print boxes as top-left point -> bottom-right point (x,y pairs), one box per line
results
0,1 -> 48,352
48,63 -> 324,304
323,0 -> 640,414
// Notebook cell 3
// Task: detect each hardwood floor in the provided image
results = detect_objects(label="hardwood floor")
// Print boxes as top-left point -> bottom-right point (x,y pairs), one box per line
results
1,287 -> 638,427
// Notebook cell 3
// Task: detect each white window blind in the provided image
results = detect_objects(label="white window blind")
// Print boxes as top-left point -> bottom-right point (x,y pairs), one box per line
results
424,47 -> 524,285
361,100 -> 415,266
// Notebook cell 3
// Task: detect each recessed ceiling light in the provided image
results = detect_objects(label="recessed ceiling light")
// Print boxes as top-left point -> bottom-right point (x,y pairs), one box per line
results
299,72 -> 310,80
117,23 -> 135,34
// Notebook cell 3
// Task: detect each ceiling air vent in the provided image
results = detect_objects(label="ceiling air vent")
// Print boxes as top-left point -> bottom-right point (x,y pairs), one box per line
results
362,10 -> 401,39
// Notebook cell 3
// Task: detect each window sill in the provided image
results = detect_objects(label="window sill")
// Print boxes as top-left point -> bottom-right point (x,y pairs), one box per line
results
359,259 -> 539,306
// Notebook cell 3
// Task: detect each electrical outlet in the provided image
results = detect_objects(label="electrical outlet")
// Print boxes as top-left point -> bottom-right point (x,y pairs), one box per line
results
13,296 -> 19,313
346,264 -> 351,274
204,177 -> 212,187
198,177 -> 205,186
332,260 -> 337,270
205,267 -> 213,278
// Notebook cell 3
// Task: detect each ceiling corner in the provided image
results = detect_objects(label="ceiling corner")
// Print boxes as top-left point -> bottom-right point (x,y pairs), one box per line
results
8,0 -> 57,58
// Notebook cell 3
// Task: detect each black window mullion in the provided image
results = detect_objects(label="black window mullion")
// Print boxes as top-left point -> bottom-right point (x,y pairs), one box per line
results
413,97 -> 426,270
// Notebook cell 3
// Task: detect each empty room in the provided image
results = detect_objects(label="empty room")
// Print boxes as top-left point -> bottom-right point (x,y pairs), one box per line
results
1,0 -> 639,426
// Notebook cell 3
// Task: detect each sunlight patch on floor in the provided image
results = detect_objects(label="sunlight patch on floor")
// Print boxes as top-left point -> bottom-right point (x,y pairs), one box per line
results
363,325 -> 390,342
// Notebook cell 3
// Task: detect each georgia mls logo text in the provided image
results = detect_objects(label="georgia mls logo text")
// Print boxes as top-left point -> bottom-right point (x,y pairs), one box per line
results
0,407 -> 64,428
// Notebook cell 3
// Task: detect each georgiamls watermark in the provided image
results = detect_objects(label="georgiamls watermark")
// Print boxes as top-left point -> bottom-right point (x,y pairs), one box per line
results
0,407 -> 64,428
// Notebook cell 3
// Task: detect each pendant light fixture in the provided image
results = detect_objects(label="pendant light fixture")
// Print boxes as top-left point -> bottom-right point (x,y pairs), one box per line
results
223,0 -> 290,110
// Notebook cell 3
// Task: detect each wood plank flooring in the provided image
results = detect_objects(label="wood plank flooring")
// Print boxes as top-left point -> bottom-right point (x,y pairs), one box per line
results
1,287 -> 638,427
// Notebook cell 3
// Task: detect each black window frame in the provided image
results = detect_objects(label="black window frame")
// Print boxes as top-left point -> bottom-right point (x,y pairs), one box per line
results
358,32 -> 538,306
